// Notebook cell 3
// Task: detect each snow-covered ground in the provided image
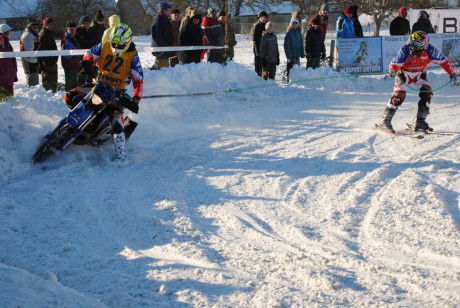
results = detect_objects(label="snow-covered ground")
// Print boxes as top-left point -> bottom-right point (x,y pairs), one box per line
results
1,34 -> 460,307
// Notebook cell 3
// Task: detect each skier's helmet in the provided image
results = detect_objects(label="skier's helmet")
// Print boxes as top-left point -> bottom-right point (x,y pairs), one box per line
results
408,31 -> 429,56
110,23 -> 132,56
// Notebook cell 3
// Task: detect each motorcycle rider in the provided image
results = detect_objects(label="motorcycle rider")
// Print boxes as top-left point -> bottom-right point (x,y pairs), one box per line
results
80,23 -> 143,160
378,31 -> 457,133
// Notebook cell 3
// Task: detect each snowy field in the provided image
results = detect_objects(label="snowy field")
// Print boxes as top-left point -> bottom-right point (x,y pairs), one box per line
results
1,33 -> 460,307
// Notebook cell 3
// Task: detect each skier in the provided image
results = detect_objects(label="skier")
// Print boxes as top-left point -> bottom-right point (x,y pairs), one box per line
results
80,23 -> 144,160
377,31 -> 457,133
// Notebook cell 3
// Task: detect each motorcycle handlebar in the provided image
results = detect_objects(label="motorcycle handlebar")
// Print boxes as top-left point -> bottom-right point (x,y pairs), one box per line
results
117,95 -> 139,114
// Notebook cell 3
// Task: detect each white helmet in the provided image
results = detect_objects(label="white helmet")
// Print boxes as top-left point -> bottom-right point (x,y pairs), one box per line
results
110,23 -> 132,56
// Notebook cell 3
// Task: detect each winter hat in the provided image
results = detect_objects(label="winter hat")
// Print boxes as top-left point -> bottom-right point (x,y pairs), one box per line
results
0,24 -> 13,33
79,15 -> 91,25
343,7 -> 353,15
219,10 -> 226,17
172,9 -> 180,14
94,10 -> 104,21
418,10 -> 429,19
258,11 -> 268,18
207,7 -> 216,16
320,3 -> 329,11
398,7 -> 408,17
158,2 -> 172,10
190,10 -> 202,20
311,18 -> 320,26
42,17 -> 54,27
291,18 -> 299,25
26,21 -> 40,29
66,20 -> 77,28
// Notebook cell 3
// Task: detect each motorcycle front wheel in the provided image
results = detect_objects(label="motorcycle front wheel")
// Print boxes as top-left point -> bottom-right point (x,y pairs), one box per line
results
33,123 -> 75,163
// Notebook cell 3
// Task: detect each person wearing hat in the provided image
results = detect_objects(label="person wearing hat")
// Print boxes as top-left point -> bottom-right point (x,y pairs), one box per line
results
259,21 -> 279,80
305,18 -> 325,69
61,21 -> 81,91
336,7 -> 354,49
178,10 -> 203,64
390,7 -> 410,36
102,15 -> 121,43
201,7 -> 225,63
169,9 -> 181,67
151,2 -> 173,69
284,18 -> 305,81
218,10 -> 237,61
76,15 -> 97,83
20,21 -> 40,87
412,10 -> 435,33
37,17 -> 58,92
309,3 -> 329,56
91,10 -> 106,43
0,24 -> 17,100
250,10 -> 268,76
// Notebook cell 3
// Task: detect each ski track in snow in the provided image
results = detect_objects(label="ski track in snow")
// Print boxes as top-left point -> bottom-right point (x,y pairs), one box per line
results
1,35 -> 460,307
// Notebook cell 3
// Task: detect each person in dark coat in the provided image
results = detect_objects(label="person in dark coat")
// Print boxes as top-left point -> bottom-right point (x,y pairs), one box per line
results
151,2 -> 174,69
250,11 -> 268,76
75,15 -> 96,84
169,8 -> 181,67
412,10 -> 435,33
350,5 -> 363,37
0,26 -> 18,99
61,21 -> 81,91
305,19 -> 325,69
91,10 -> 106,44
309,4 -> 329,57
284,18 -> 305,81
20,21 -> 40,87
218,10 -> 237,61
178,10 -> 203,64
259,21 -> 279,80
201,7 -> 225,64
390,7 -> 410,35
38,17 -> 58,93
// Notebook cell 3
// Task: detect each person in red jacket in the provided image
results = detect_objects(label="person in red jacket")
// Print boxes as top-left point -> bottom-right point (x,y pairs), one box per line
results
0,24 -> 18,100
378,31 -> 457,133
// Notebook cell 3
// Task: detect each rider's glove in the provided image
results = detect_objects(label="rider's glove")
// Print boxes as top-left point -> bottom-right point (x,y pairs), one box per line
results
396,69 -> 406,83
387,69 -> 396,78
449,73 -> 457,86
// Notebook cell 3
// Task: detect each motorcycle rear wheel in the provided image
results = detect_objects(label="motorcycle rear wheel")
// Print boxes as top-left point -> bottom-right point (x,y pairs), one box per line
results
33,124 -> 74,163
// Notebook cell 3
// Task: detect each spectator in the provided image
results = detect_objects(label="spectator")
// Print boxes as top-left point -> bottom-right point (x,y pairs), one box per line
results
76,15 -> 96,84
202,7 -> 225,64
284,18 -> 305,81
61,21 -> 81,91
309,4 -> 329,56
37,17 -> 58,93
291,9 -> 306,41
178,10 -> 203,64
412,10 -> 435,34
350,5 -> 363,37
305,19 -> 325,69
180,6 -> 194,32
91,10 -> 106,43
218,10 -> 237,61
390,7 -> 410,35
76,16 -> 96,49
259,21 -> 279,80
169,9 -> 181,67
102,15 -> 121,43
151,2 -> 173,69
251,11 -> 268,76
336,7 -> 354,50
0,24 -> 17,99
20,21 -> 40,87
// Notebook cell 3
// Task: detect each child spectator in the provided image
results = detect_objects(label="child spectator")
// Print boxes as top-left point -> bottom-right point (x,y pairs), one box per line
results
259,21 -> 279,80
0,24 -> 17,99
305,19 -> 325,69
284,18 -> 305,81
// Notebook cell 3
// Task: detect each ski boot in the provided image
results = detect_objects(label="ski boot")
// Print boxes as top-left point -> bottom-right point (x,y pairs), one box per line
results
408,106 -> 433,132
377,107 -> 397,133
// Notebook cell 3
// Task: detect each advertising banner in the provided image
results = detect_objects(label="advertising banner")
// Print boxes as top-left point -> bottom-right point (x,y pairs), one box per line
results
337,37 -> 382,74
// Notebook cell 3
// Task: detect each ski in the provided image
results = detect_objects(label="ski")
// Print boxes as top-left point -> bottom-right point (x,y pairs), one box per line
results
375,124 -> 424,139
405,123 -> 459,136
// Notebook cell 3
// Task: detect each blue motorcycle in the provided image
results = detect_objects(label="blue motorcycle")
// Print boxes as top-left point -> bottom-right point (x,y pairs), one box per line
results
33,82 -> 138,163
